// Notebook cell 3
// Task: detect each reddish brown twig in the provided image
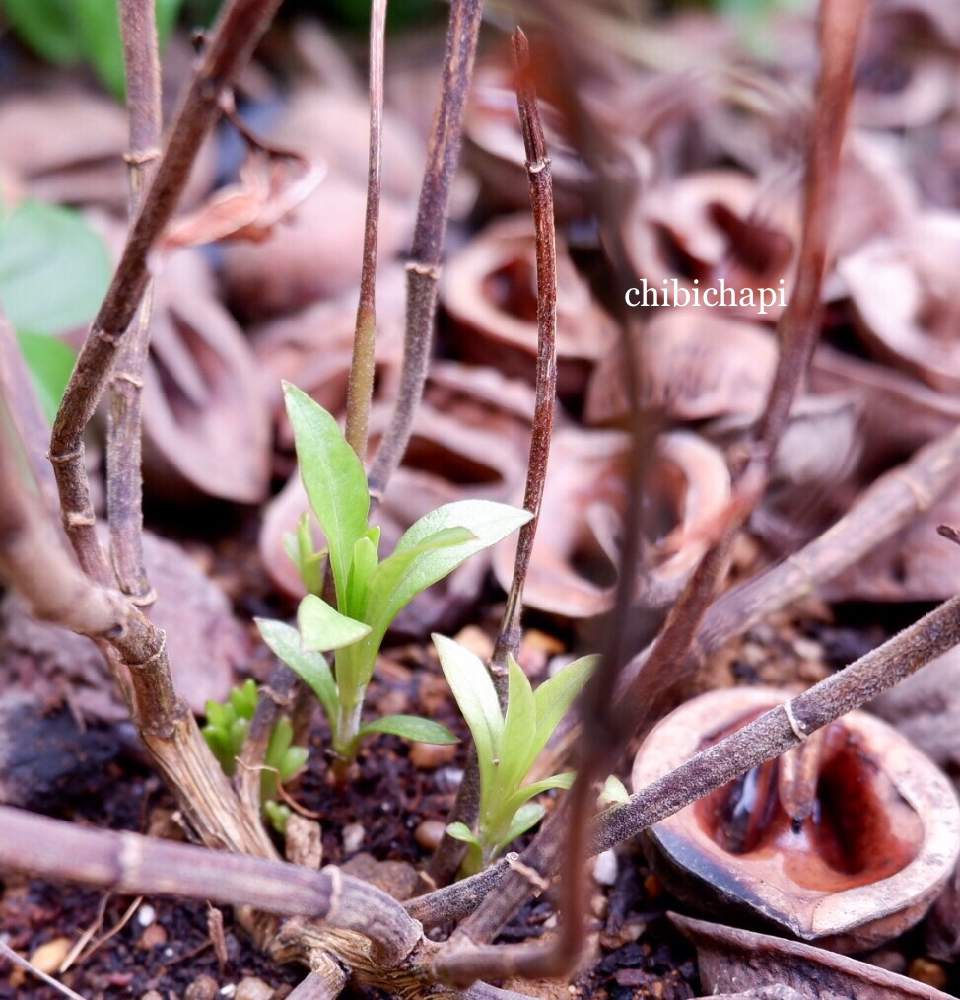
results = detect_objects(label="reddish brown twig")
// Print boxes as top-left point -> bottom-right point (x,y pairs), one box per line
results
367,0 -> 484,502
345,0 -> 387,460
49,0 -> 284,585
106,0 -> 163,605
428,26 -> 561,888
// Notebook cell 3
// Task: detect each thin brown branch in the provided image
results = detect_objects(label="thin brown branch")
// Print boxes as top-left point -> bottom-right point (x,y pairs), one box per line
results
428,24 -> 561,889
49,0 -> 284,585
489,27 -> 559,693
415,592 -> 960,947
106,0 -> 163,604
288,963 -> 348,999
367,0 -> 484,502
344,0 -> 387,459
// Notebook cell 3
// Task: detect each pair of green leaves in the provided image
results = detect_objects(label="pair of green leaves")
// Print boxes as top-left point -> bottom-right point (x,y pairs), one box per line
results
0,200 -> 110,421
256,385 -> 532,759
2,0 -> 182,99
202,679 -> 309,834
434,635 -> 597,873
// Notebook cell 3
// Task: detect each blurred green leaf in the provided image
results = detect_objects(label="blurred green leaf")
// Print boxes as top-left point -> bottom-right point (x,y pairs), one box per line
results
16,332 -> 75,424
3,0 -> 182,99
0,200 -> 110,334
358,714 -> 457,746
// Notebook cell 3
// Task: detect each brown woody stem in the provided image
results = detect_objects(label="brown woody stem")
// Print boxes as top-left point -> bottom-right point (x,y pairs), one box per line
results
367,0 -> 483,502
107,0 -> 163,604
344,0 -> 387,460
49,0 -> 284,584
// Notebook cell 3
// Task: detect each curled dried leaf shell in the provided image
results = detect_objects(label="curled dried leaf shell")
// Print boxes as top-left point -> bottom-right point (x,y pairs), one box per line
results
585,309 -> 778,426
672,912 -> 953,999
142,250 -> 271,503
634,688 -> 960,952
443,215 -> 618,394
492,428 -> 731,617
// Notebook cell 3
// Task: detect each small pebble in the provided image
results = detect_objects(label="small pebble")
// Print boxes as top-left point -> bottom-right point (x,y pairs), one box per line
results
592,849 -> 618,887
29,937 -> 71,974
410,742 -> 457,770
415,819 -> 446,851
342,821 -> 365,855
236,976 -> 274,1000
137,903 -> 156,927
453,625 -> 493,660
220,986 -> 237,999
185,976 -> 219,1000
138,923 -> 168,950
909,958 -> 947,990
436,767 -> 464,793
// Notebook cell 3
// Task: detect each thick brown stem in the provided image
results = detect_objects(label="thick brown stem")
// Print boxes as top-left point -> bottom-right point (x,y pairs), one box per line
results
49,0 -> 284,584
367,0 -> 483,501
107,0 -> 164,604
344,0 -> 387,460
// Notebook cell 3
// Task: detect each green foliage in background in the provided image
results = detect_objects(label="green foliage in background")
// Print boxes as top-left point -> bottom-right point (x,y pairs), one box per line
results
202,679 -> 309,834
0,200 -> 110,422
2,0 -> 182,99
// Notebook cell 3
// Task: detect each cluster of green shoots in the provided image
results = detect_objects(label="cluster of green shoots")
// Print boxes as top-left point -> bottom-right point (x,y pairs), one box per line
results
202,679 -> 307,833
434,636 -> 596,874
203,383 -> 606,867
255,384 -> 531,772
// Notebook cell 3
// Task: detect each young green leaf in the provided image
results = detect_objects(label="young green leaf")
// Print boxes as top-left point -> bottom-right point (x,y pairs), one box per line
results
255,617 -> 338,729
279,745 -> 309,783
503,771 -> 576,818
497,656 -> 536,802
345,534 -> 379,619
283,383 -> 370,602
284,513 -> 325,596
391,500 -> 531,599
229,678 -> 258,720
361,526 -> 473,631
433,634 -> 503,799
297,594 -> 370,652
445,821 -> 482,847
264,800 -> 290,835
358,714 -> 457,745
598,774 -> 630,808
497,802 -> 546,849
531,655 -> 597,759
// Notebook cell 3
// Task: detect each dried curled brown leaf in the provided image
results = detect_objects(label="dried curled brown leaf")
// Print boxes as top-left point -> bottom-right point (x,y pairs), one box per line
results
141,250 -> 271,503
443,214 -> 618,395
672,912 -> 953,1000
492,427 -> 731,617
0,532 -> 242,719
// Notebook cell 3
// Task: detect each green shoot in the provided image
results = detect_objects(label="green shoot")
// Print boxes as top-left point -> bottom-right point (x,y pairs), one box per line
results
256,384 -> 532,770
434,634 -> 597,875
202,679 -> 309,833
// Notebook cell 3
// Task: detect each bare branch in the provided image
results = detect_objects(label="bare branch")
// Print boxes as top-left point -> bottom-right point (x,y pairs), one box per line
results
106,0 -> 164,604
367,0 -> 484,501
344,0 -> 387,459
49,0 -> 285,584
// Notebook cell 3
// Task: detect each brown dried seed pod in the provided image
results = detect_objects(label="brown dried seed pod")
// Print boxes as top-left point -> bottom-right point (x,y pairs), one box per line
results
632,686 -> 960,952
